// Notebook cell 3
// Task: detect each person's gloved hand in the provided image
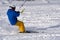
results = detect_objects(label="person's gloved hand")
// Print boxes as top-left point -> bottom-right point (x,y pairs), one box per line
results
16,11 -> 20,13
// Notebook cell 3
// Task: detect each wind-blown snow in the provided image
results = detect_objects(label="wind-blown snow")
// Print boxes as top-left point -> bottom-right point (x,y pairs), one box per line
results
0,0 -> 60,40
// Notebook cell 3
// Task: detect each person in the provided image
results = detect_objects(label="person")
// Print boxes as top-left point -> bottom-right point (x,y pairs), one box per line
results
7,5 -> 25,33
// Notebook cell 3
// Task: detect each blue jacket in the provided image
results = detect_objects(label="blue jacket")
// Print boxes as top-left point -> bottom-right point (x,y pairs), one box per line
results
7,9 -> 20,25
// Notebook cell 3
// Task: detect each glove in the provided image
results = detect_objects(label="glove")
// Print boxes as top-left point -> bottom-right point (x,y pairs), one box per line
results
16,11 -> 20,13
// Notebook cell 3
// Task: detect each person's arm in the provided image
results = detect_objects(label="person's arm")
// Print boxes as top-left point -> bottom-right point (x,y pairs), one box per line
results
14,11 -> 20,17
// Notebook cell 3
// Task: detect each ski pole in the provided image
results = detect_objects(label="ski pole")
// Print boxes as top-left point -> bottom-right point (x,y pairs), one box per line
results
19,1 -> 26,9
20,8 -> 25,13
19,1 -> 26,13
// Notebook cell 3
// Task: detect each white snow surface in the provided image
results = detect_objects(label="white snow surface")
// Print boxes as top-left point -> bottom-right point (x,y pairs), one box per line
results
0,0 -> 60,40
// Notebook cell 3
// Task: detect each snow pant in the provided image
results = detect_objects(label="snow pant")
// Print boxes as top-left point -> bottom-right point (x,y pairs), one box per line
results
16,20 -> 25,33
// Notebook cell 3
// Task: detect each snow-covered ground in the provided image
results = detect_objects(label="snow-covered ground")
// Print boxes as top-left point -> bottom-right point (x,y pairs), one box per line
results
0,0 -> 60,40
